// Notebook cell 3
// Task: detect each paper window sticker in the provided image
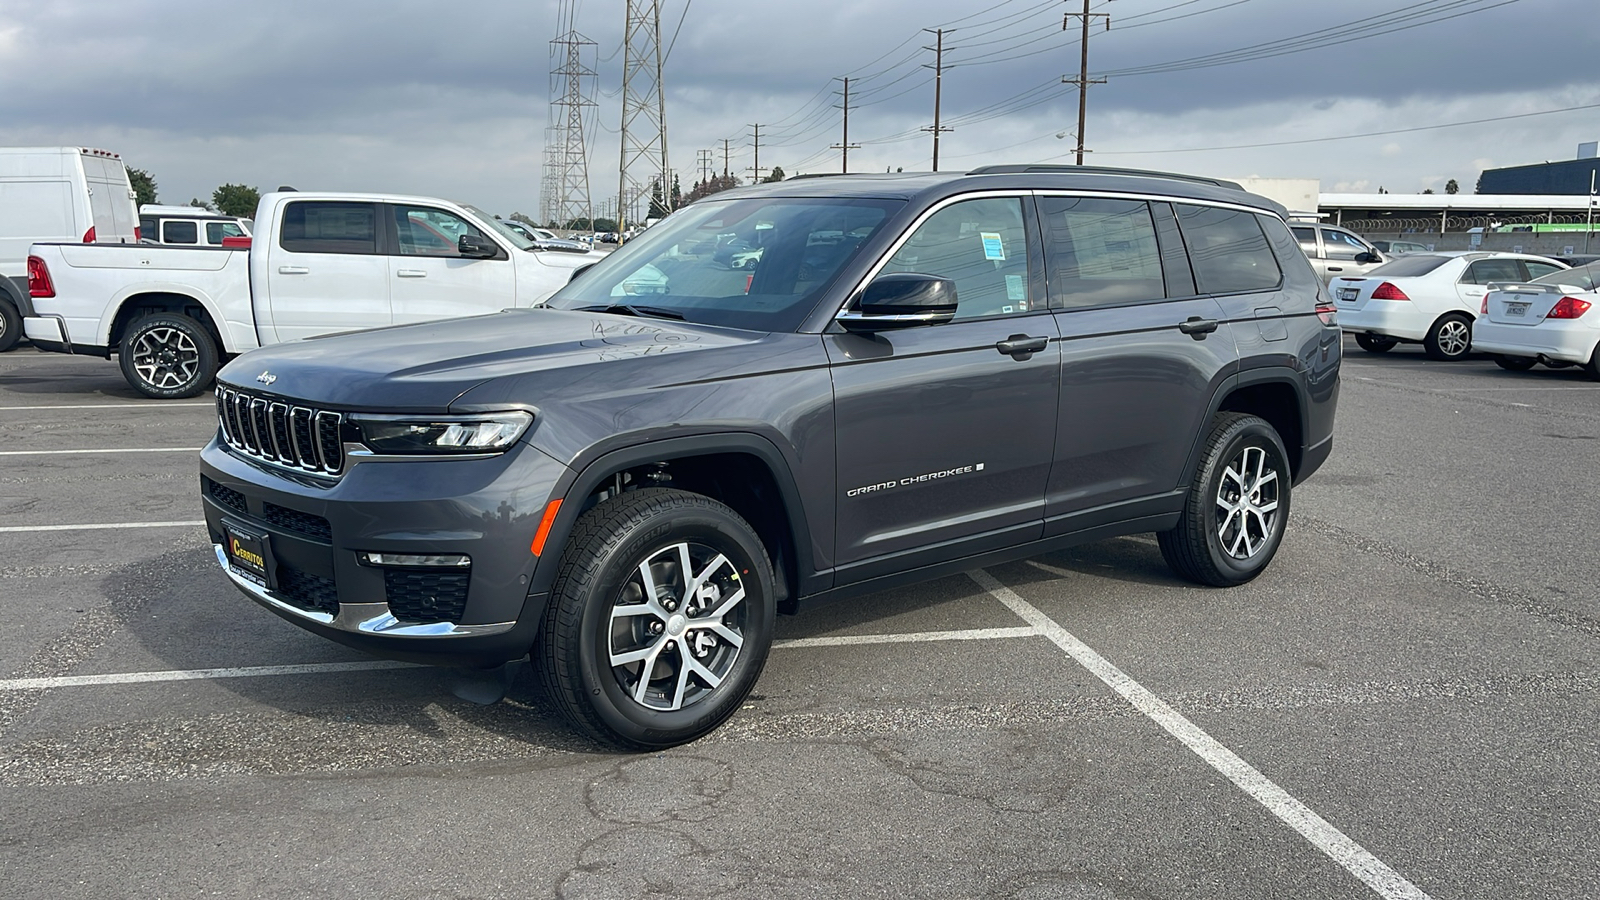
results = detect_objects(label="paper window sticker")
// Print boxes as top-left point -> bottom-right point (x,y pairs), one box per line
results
980,232 -> 1005,260
1005,273 -> 1026,300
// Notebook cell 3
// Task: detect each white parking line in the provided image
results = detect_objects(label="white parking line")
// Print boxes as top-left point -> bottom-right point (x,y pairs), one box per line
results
775,626 -> 1036,649
0,660 -> 420,691
0,447 -> 204,456
968,567 -> 1433,900
0,402 -> 213,411
0,521 -> 206,533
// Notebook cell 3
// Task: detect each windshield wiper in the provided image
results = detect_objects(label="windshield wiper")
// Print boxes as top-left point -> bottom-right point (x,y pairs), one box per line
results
576,304 -> 686,321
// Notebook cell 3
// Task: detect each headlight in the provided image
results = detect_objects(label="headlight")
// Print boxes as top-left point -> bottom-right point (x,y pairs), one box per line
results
349,411 -> 533,455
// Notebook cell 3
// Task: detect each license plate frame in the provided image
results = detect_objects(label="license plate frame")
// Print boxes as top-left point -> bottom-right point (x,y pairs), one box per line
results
1506,303 -> 1529,317
1338,288 -> 1360,301
223,521 -> 272,587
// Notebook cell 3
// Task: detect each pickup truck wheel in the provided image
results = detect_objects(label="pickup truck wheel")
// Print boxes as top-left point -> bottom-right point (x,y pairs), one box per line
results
1158,413 -> 1290,587
536,487 -> 775,749
118,313 -> 218,399
0,297 -> 21,352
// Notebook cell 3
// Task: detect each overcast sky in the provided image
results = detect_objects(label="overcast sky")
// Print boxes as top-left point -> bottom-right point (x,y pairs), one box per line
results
3,0 -> 1597,221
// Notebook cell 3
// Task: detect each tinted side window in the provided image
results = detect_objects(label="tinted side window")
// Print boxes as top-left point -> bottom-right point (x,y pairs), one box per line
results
1291,226 -> 1318,254
1038,196 -> 1164,309
393,205 -> 486,257
881,197 -> 1034,320
162,220 -> 197,244
1462,258 -> 1523,285
1175,204 -> 1282,295
1522,260 -> 1564,281
206,221 -> 245,244
278,202 -> 378,255
1321,228 -> 1370,261
139,216 -> 156,240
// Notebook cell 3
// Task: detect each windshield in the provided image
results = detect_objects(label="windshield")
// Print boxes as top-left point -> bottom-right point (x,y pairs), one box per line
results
1532,261 -> 1599,291
1366,255 -> 1451,277
463,204 -> 535,251
545,196 -> 902,331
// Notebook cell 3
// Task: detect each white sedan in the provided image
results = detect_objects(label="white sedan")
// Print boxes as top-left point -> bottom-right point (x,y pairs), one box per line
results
1473,261 -> 1600,378
1334,252 -> 1568,360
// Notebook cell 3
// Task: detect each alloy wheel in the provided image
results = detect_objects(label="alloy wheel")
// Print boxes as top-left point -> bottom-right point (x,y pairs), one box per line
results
1215,445 -> 1281,560
131,326 -> 199,389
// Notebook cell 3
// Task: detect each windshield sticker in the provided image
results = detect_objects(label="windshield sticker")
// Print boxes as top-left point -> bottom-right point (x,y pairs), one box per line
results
981,232 -> 1005,261
1005,274 -> 1026,300
846,463 -> 985,498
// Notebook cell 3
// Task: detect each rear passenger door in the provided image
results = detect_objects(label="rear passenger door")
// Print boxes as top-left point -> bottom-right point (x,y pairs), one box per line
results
1041,196 -> 1238,535
262,200 -> 391,342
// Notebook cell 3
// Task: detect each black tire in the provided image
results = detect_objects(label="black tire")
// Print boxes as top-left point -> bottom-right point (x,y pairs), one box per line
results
1493,355 -> 1537,372
1354,332 -> 1397,353
1423,313 -> 1472,361
535,488 -> 775,749
117,313 -> 218,399
1586,345 -> 1600,382
1158,413 -> 1291,587
0,296 -> 21,353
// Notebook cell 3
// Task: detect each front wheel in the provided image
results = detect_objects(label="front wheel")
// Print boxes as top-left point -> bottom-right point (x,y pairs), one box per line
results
1493,355 -> 1537,372
1423,313 -> 1472,361
118,313 -> 218,399
536,488 -> 775,749
1159,413 -> 1291,587
0,297 -> 21,352
1354,332 -> 1397,353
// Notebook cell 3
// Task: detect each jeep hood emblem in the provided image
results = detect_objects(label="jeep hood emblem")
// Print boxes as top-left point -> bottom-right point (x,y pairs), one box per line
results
256,370 -> 277,386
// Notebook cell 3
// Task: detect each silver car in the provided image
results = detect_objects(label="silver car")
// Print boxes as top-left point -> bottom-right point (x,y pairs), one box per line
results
1292,223 -> 1387,284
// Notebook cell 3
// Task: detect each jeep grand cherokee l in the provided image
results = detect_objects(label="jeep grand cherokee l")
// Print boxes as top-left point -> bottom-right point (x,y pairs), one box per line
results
201,166 -> 1340,749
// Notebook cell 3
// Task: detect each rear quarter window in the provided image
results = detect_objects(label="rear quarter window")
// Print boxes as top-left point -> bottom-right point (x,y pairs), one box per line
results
278,201 -> 379,255
1175,204 -> 1281,294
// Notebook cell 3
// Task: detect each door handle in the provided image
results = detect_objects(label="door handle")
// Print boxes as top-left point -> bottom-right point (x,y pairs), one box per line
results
277,266 -> 309,275
1327,266 -> 1343,272
396,269 -> 428,278
996,334 -> 1049,359
1178,316 -> 1220,339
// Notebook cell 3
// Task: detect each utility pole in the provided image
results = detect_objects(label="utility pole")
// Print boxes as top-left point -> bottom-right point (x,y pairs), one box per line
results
722,138 -> 732,178
921,28 -> 955,172
747,123 -> 768,182
1062,0 -> 1110,165
619,0 -> 670,233
697,149 -> 713,186
831,76 -> 861,174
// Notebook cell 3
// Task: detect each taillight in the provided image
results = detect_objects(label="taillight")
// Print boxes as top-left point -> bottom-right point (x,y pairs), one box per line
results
221,236 -> 253,249
1315,299 -> 1338,325
27,255 -> 55,298
133,226 -> 141,242
82,225 -> 96,243
1481,296 -> 1489,314
1547,297 -> 1592,319
1371,282 -> 1409,301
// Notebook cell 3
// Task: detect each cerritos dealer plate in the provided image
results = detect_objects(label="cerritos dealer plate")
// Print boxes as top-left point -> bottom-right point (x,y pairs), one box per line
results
223,523 -> 271,586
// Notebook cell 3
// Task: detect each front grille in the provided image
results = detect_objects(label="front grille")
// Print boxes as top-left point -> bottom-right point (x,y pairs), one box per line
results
383,569 -> 470,624
276,565 -> 339,616
205,477 -> 248,515
216,386 -> 345,476
262,503 -> 332,542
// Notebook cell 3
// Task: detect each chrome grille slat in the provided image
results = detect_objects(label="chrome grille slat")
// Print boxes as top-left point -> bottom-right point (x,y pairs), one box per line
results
215,387 -> 344,477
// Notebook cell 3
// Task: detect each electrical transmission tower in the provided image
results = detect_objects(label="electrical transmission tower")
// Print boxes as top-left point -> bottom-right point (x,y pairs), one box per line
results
1063,0 -> 1110,165
548,14 -> 598,231
539,129 -> 563,225
922,28 -> 955,172
619,0 -> 669,231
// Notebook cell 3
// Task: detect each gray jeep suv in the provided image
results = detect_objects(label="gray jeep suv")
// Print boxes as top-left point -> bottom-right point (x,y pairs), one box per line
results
200,166 -> 1340,748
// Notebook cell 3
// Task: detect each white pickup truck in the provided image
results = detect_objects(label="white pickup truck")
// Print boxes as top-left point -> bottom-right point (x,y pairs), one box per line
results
24,191 -> 601,398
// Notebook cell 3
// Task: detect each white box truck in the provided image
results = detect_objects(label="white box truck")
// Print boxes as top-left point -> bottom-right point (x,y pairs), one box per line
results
0,147 -> 140,351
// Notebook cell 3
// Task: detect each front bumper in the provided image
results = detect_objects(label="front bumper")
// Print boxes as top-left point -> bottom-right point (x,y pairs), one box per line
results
1471,320 -> 1598,366
201,435 -> 572,666
1338,300 -> 1430,342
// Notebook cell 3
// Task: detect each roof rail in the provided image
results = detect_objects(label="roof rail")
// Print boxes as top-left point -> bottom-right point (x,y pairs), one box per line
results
965,164 -> 1244,191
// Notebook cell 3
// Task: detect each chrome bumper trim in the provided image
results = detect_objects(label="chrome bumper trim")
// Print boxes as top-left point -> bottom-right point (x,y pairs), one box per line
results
213,544 -> 515,638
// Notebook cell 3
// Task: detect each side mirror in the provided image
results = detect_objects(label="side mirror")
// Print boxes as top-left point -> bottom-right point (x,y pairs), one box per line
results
459,233 -> 499,259
1355,251 -> 1381,265
838,272 -> 958,331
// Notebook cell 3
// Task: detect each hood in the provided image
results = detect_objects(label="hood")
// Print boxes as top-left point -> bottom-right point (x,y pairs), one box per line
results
216,308 -> 761,411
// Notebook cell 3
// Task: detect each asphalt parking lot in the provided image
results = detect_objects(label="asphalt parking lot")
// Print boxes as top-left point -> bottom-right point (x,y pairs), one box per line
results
2,339 -> 1597,900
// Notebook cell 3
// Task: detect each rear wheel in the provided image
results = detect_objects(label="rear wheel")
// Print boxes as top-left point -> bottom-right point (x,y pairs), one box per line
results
1586,344 -> 1600,381
1159,413 -> 1290,587
536,488 -> 775,749
1423,313 -> 1472,361
1354,333 -> 1398,353
117,313 -> 218,399
1493,355 -> 1537,372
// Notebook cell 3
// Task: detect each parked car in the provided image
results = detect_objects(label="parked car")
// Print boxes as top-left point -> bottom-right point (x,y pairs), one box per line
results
200,165 -> 1340,749
1370,239 -> 1430,255
25,191 -> 603,397
139,205 -> 252,247
1473,261 -> 1600,377
1291,223 -> 1386,283
499,220 -> 591,253
0,146 -> 139,351
1545,253 -> 1600,268
1334,252 -> 1568,359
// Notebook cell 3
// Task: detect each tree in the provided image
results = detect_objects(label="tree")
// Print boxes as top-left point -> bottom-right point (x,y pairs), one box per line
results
648,179 -> 670,219
671,174 -> 682,210
127,168 -> 158,206
682,173 -> 742,205
1422,188 -> 1435,194
211,183 -> 261,218
1445,179 -> 1459,195
509,212 -> 536,226
762,166 -> 786,183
